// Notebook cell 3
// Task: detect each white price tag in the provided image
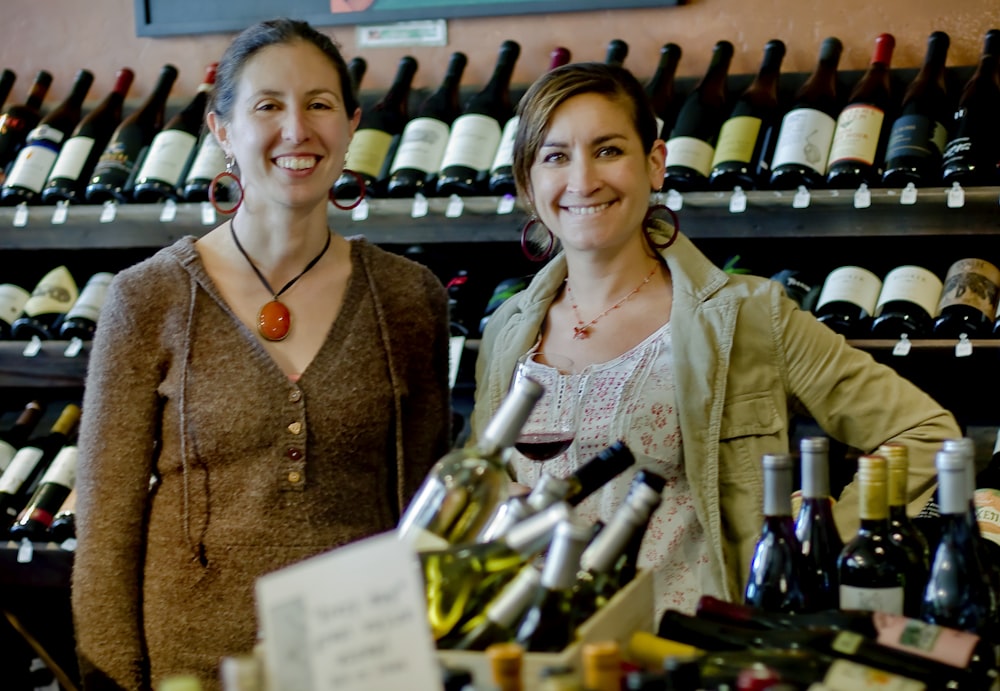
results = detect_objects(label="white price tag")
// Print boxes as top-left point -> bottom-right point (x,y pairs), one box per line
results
947,182 -> 965,209
900,182 -> 918,205
51,200 -> 69,225
351,198 -> 370,221
892,334 -> 911,357
445,194 -> 464,218
99,200 -> 118,223
159,198 -> 177,223
496,194 -> 516,215
200,201 -> 216,225
853,183 -> 871,209
665,189 -> 684,211
22,335 -> 42,358
60,537 -> 78,552
63,337 -> 84,358
728,186 -> 747,214
955,334 -> 972,357
410,193 -> 429,218
792,185 -> 811,209
17,538 -> 33,563
13,203 -> 29,227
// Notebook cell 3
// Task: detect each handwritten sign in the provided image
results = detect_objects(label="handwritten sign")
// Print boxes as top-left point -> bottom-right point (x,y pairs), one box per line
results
256,532 -> 442,691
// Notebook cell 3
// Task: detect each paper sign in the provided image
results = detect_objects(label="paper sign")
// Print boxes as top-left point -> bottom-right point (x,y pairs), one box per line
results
256,532 -> 442,691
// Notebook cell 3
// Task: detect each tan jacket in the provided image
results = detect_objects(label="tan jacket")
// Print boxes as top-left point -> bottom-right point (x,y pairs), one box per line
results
472,224 -> 959,600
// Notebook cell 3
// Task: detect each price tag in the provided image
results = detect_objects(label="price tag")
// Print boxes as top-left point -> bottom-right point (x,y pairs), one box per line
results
13,203 -> 29,227
792,185 -> 811,209
17,538 -> 33,564
159,198 -> 177,223
63,337 -> 84,358
351,198 -> 370,221
853,183 -> 871,209
410,193 -> 429,218
201,201 -> 216,225
665,189 -> 683,211
947,181 -> 965,209
99,200 -> 118,223
22,335 -> 42,358
445,194 -> 464,218
892,334 -> 911,357
51,200 -> 69,225
955,333 -> 972,357
496,194 -> 516,215
60,537 -> 78,552
900,182 -> 918,205
728,186 -> 747,214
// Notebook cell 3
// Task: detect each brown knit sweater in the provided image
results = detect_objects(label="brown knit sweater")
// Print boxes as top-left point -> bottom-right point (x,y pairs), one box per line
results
71,236 -> 451,690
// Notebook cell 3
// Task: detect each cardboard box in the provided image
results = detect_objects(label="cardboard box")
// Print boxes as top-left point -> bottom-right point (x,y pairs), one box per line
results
437,569 -> 654,690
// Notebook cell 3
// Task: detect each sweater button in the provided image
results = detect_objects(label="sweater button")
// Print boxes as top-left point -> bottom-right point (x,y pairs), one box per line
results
286,447 -> 303,460
288,421 -> 302,435
287,471 -> 302,484
289,389 -> 302,403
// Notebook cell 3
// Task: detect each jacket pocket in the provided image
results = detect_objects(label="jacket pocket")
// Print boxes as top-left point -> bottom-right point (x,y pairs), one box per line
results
720,392 -> 784,440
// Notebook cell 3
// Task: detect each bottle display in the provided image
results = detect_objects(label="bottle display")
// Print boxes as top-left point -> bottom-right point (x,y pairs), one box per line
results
868,265 -> 943,339
85,64 -> 179,203
769,37 -> 844,190
0,70 -> 16,114
604,39 -> 629,66
10,266 -> 79,341
132,63 -> 217,203
58,271 -> 115,341
0,400 -> 44,471
385,52 -> 468,199
663,40 -> 734,192
881,31 -> 952,187
40,68 -> 135,204
334,55 -> 418,200
0,70 -> 53,181
794,437 -> 843,611
709,39 -> 786,190
826,33 -> 896,189
0,69 -> 93,204
0,283 -> 30,338
435,40 -> 520,197
447,564 -> 543,651
646,43 -> 683,140
813,265 -> 882,337
931,258 -> 1000,338
10,444 -> 78,541
179,128 -> 225,203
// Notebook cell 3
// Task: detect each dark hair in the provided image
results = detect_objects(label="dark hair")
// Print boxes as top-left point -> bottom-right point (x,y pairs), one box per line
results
211,18 -> 359,122
512,62 -> 659,202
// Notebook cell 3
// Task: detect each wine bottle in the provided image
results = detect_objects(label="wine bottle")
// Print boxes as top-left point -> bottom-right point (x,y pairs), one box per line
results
48,487 -> 76,543
396,374 -> 542,549
10,266 -> 79,340
40,68 -> 135,205
447,564 -> 543,650
941,29 -> 1000,187
769,37 -> 844,190
0,70 -> 16,113
333,56 -> 417,200
663,40 -> 734,192
813,265 -> 882,337
435,40 -> 520,197
826,33 -> 896,190
385,52 -> 468,199
931,258 -> 1000,339
794,437 -> 843,611
0,69 -> 94,204
132,63 -> 217,203
604,39 -> 629,67
486,642 -> 524,691
0,403 -> 80,524
582,641 -> 621,691
709,39 -> 786,191
838,454 -> 912,616
744,453 -> 812,613
881,31 -> 952,187
178,129 -> 226,203
646,43 -> 683,140
0,283 -> 30,339
58,271 -> 115,341
0,70 -> 53,181
0,400 -> 43,472
514,518 -> 591,652
347,56 -> 366,95
868,265 -> 943,339
488,47 -> 571,197
85,64 -> 179,203
9,444 -> 78,541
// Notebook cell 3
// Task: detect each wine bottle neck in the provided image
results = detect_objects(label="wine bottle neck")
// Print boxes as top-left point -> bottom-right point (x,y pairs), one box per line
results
800,440 -> 830,498
763,455 -> 793,516
539,520 -> 590,590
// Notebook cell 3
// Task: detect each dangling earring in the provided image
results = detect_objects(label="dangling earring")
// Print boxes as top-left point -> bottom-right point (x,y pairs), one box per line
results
520,216 -> 556,262
329,168 -> 367,211
209,157 -> 244,215
643,203 -> 680,251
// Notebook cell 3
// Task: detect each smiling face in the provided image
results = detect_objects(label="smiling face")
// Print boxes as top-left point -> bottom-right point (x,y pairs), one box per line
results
209,39 -> 360,211
527,92 -> 665,254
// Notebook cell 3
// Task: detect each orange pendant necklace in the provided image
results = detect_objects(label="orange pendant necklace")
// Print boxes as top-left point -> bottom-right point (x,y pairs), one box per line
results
230,221 -> 332,341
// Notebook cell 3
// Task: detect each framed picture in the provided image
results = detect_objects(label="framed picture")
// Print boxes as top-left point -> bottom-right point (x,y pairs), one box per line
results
135,0 -> 683,37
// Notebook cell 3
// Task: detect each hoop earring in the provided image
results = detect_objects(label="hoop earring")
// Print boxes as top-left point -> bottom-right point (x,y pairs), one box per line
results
209,158 -> 244,215
520,216 -> 555,263
643,204 -> 680,251
330,169 -> 366,211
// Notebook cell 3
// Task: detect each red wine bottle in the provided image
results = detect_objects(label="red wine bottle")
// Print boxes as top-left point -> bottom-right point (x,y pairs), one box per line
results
435,40 -> 520,197
646,43 -> 683,140
40,68 -> 135,205
334,56 -> 417,200
85,64 -> 178,203
794,436 -> 843,611
709,39 -> 786,190
941,29 -> 1000,187
826,33 -> 896,189
881,31 -> 952,187
10,444 -> 78,541
386,52 -> 468,199
179,128 -> 225,203
48,489 -> 76,544
604,39 -> 629,67
0,283 -> 30,339
10,266 -> 79,340
932,258 -> 1000,339
0,70 -> 16,113
133,63 -> 217,203
0,400 -> 44,472
347,56 -> 366,95
663,40 -> 734,192
0,70 -> 53,181
878,443 -> 930,591
813,265 -> 882,337
58,271 -> 114,341
0,69 -> 94,204
868,264 -> 943,339
769,37 -> 843,190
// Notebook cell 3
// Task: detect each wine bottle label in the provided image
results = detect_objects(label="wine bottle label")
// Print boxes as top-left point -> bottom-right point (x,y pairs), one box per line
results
185,134 -> 226,184
345,128 -> 394,179
439,114 -> 502,172
828,104 -> 885,167
0,283 -> 30,327
48,136 -> 96,182
874,266 -> 943,317
885,114 -> 948,162
711,115 -> 762,167
37,446 -> 77,490
0,446 -> 44,495
389,117 -> 451,175
4,143 -> 59,193
22,266 -> 78,318
490,115 -> 520,173
136,129 -> 198,188
815,266 -> 882,314
839,584 -> 904,615
0,440 -> 15,473
770,108 -> 836,173
92,128 -> 144,179
871,611 -> 979,668
822,659 -> 924,690
664,136 -> 714,176
936,258 -> 1000,320
65,272 -> 114,323
974,488 -> 1000,549
398,524 -> 451,552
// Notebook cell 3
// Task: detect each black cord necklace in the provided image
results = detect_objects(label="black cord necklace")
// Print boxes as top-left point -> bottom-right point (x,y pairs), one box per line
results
230,220 -> 332,341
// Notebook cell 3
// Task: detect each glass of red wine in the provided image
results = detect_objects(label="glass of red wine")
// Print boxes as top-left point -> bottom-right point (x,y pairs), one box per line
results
511,351 -> 578,462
